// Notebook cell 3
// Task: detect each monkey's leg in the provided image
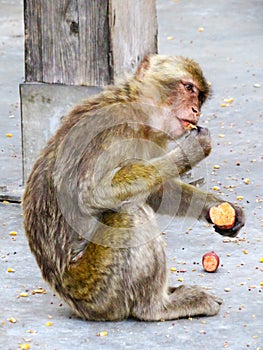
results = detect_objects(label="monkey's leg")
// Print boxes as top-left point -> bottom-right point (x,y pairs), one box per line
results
147,180 -> 245,237
130,235 -> 223,321
62,241 -> 133,321
63,207 -> 163,321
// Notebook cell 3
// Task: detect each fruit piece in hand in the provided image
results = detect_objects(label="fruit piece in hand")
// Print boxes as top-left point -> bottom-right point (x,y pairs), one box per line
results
209,202 -> 236,230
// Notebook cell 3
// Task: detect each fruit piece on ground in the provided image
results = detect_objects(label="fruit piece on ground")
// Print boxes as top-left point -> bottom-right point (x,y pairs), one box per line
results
209,202 -> 236,229
202,251 -> 220,272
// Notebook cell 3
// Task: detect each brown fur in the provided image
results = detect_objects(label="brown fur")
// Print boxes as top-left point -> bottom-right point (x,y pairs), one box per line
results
23,55 -> 244,321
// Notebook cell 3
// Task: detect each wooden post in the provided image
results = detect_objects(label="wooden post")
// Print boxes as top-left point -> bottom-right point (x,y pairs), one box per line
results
21,0 -> 157,181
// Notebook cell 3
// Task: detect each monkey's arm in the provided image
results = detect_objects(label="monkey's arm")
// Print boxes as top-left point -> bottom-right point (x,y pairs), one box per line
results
147,179 -> 245,237
87,128 -> 211,210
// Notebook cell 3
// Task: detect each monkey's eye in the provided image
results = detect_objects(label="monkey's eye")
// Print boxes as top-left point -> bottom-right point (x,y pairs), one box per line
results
184,83 -> 194,92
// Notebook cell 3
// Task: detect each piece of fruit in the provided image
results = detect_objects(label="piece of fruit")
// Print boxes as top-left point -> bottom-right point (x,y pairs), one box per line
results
181,120 -> 197,130
202,251 -> 220,272
209,202 -> 236,229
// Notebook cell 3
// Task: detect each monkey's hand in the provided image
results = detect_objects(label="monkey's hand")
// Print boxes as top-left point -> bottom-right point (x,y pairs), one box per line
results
182,126 -> 212,160
157,126 -> 212,178
206,202 -> 245,237
192,126 -> 212,156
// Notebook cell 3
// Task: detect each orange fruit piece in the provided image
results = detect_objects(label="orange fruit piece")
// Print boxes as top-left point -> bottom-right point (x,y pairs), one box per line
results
209,202 -> 236,229
202,251 -> 220,272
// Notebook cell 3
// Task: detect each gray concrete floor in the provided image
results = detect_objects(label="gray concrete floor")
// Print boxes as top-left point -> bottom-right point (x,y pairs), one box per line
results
0,0 -> 263,349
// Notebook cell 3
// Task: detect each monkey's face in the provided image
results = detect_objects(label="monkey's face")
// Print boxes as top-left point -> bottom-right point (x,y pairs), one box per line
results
162,79 -> 205,139
136,55 -> 210,139
173,80 -> 202,130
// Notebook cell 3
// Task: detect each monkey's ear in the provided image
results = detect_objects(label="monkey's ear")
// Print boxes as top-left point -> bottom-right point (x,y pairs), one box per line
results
135,55 -> 150,81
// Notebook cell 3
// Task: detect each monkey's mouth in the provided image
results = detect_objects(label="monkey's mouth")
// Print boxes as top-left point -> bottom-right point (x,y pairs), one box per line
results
180,119 -> 198,130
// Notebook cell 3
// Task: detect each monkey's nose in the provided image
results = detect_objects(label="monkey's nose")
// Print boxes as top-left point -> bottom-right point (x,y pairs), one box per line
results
192,107 -> 199,115
192,107 -> 200,118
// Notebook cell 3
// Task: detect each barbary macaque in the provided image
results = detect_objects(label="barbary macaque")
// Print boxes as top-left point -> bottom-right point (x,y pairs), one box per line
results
23,55 -> 245,321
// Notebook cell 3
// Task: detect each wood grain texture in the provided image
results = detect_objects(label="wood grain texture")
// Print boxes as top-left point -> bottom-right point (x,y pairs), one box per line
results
24,0 -> 110,85
24,0 -> 157,85
109,0 -> 157,81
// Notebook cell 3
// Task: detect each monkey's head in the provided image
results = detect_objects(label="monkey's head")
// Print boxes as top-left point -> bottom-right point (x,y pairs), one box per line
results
135,55 -> 211,139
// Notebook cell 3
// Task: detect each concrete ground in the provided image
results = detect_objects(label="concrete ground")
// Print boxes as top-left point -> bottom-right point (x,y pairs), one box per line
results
0,0 -> 262,349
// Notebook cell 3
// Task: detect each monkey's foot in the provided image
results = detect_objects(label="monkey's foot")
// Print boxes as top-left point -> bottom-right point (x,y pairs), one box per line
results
168,285 -> 223,318
133,285 -> 222,321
